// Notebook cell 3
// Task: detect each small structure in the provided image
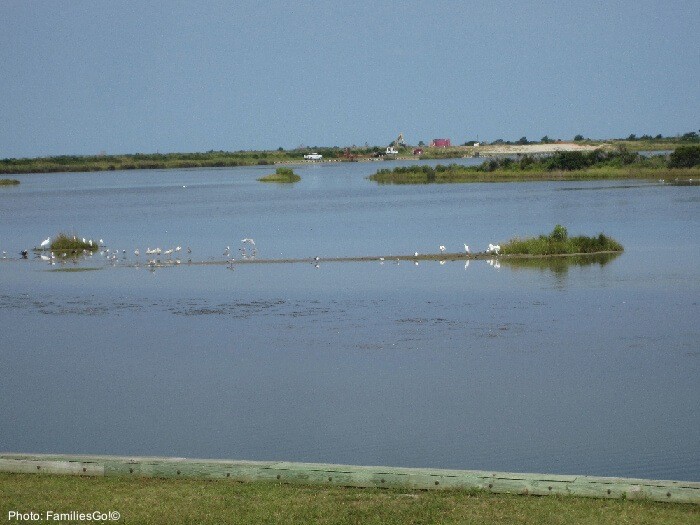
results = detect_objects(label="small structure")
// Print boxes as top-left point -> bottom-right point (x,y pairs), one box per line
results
430,138 -> 451,148
303,153 -> 323,160
385,146 -> 398,155
413,148 -> 424,155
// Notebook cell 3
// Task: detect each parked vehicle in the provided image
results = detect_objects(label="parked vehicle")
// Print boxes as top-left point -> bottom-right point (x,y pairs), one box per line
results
303,153 -> 323,160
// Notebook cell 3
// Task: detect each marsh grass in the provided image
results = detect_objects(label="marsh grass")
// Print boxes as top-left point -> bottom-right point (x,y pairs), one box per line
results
0,178 -> 20,185
0,473 -> 696,525
500,226 -> 623,256
258,167 -> 301,183
49,234 -> 99,255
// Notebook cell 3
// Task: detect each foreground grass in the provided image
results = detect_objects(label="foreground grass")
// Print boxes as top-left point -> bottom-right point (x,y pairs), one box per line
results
1,473 -> 697,525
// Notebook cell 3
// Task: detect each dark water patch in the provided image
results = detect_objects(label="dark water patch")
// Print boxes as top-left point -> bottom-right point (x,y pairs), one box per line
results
169,298 -> 287,317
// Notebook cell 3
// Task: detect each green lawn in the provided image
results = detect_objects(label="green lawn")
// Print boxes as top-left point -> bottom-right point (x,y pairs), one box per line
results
1,473 -> 697,525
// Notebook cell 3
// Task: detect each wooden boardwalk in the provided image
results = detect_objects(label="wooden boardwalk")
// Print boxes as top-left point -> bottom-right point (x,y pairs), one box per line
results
1,454 -> 697,504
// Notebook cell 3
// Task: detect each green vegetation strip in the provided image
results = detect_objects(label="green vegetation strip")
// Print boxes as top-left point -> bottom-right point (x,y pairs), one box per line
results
2,472 -> 697,525
0,454 -> 697,505
370,146 -> 700,184
0,178 -> 20,185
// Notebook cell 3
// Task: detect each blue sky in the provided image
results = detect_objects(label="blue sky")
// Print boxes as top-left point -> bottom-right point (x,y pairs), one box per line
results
1,1 -> 698,157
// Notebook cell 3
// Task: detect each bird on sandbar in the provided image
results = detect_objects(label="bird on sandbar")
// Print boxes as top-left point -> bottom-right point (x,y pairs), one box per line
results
40,237 -> 50,248
439,245 -> 446,253
464,244 -> 470,254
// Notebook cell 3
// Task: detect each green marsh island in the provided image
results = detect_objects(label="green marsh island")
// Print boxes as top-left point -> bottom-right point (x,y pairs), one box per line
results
500,225 -> 623,256
0,178 -> 20,185
258,167 -> 301,183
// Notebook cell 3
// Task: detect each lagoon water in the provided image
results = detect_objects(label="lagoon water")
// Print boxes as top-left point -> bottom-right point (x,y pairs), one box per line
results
1,160 -> 698,481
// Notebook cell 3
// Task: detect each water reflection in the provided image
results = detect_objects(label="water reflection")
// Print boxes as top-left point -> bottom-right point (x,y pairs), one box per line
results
500,253 -> 621,283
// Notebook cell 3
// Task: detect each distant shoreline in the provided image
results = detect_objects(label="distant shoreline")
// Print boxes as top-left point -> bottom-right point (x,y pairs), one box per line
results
0,141 -> 682,175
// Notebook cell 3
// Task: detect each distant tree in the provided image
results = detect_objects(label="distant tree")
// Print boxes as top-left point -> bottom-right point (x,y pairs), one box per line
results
640,135 -> 653,141
517,136 -> 528,145
492,139 -> 505,144
277,147 -> 284,151
573,134 -> 584,141
418,140 -> 425,147
655,134 -> 663,140
680,131 -> 699,142
540,135 -> 551,144
627,134 -> 637,141
668,145 -> 700,168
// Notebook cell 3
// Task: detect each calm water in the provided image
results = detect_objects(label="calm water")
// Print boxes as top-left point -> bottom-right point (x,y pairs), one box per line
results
1,161 -> 698,481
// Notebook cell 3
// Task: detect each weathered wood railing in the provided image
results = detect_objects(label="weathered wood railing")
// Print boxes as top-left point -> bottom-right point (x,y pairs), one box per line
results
1,454 -> 697,504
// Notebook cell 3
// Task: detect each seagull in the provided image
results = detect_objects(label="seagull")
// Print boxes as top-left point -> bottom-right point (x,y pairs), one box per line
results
134,249 -> 140,256
187,247 -> 191,254
175,246 -> 181,252
241,238 -> 255,245
40,237 -> 50,248
164,248 -> 174,256
439,245 -> 446,253
414,252 -> 419,257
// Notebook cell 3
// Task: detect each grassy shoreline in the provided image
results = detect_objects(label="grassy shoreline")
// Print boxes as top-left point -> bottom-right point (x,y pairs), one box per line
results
369,147 -> 700,184
2,140 -> 696,175
1,473 -> 696,525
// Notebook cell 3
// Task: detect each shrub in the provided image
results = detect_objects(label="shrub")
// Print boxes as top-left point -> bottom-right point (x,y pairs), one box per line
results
668,145 -> 700,168
551,224 -> 568,242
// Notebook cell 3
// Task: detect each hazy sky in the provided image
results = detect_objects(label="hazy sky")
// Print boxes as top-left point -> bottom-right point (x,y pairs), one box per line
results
2,1 -> 698,157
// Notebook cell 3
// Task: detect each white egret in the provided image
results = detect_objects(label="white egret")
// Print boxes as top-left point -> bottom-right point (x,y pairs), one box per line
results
134,249 -> 140,256
241,238 -> 255,245
40,237 -> 50,248
414,252 -> 419,257
464,244 -> 470,254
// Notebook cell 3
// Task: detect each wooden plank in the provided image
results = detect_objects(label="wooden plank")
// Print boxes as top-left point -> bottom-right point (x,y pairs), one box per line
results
0,454 -> 697,504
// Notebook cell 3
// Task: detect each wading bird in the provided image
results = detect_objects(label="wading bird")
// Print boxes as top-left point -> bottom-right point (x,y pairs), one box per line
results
464,244 -> 470,254
40,237 -> 50,248
439,245 -> 446,253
